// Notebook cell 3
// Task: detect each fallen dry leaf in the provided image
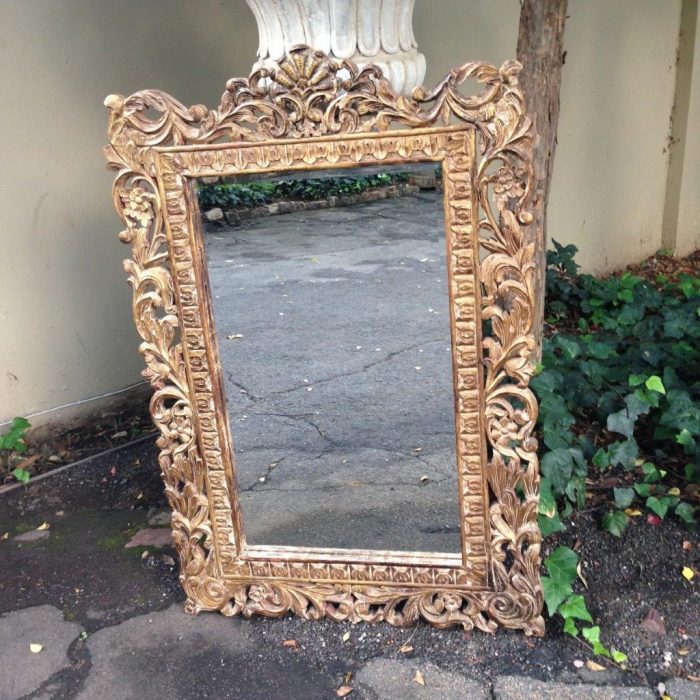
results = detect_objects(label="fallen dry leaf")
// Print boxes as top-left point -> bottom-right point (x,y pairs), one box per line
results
336,686 -> 353,697
342,631 -> 350,642
679,647 -> 691,656
624,508 -> 643,517
16,454 -> 41,471
682,566 -> 695,581
577,562 -> 588,589
283,639 -> 299,650
586,660 -> 605,672
29,643 -> 43,653
413,670 -> 425,686
1,532 -> 8,541
36,522 -> 50,531
640,608 -> 666,636
668,487 -> 681,497
399,644 -> 414,653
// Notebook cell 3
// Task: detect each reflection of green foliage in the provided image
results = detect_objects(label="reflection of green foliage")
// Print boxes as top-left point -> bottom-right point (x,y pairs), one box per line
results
197,172 -> 410,210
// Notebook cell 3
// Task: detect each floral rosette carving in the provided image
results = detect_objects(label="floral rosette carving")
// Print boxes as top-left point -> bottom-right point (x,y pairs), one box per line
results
105,45 -> 543,636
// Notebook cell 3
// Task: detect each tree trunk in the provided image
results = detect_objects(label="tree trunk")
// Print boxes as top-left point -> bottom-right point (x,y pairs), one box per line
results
516,0 -> 568,359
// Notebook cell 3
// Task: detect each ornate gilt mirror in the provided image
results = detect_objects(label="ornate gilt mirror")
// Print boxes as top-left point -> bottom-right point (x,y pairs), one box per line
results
105,46 -> 543,636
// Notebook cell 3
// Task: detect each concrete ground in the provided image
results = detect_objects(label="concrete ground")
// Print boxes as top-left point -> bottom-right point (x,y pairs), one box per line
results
1,440 -> 697,699
0,194 -> 697,699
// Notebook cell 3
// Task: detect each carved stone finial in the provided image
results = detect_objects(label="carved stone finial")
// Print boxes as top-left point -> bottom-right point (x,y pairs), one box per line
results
245,0 -> 426,96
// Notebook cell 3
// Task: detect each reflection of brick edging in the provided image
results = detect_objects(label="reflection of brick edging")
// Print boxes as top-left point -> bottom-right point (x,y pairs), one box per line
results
204,180 -> 438,226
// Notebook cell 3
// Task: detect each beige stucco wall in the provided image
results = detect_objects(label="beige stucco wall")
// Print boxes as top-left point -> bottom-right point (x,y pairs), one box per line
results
677,2 -> 700,256
0,1 -> 258,426
416,0 -> 684,274
0,0 -> 697,426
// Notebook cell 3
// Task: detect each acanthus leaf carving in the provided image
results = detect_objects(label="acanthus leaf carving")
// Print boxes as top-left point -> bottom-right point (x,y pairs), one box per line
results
106,45 -> 543,636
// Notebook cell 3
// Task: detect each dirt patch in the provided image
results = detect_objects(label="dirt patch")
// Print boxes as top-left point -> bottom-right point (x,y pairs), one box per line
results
1,400 -> 155,488
618,249 -> 700,286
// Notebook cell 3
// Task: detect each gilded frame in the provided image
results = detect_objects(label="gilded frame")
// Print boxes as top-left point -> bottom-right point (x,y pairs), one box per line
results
105,46 -> 543,636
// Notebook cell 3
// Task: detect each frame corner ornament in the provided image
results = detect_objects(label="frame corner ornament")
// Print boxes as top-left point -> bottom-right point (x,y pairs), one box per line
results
106,45 -> 544,637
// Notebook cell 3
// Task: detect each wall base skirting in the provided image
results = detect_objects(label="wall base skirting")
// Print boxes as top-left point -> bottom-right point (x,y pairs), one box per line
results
2,382 -> 151,443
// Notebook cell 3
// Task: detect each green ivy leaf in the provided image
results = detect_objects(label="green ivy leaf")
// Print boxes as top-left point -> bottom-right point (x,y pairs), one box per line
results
674,501 -> 696,524
613,487 -> 635,509
634,482 -> 652,498
592,448 -> 610,469
556,336 -> 580,360
645,375 -> 666,394
542,547 -> 579,617
607,410 -> 636,440
646,496 -> 669,518
539,512 -> 567,537
542,575 -> 572,617
676,428 -> 694,446
607,439 -> 639,469
544,546 -> 578,581
612,649 -> 628,664
541,449 -> 577,495
563,617 -> 579,637
602,510 -> 629,537
559,594 -> 593,623
0,416 -> 31,451
12,468 -> 30,484
582,625 -> 611,657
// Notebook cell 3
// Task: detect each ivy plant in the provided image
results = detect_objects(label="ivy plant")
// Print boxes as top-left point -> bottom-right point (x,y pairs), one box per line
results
0,417 -> 31,483
538,242 -> 699,657
536,241 -> 698,537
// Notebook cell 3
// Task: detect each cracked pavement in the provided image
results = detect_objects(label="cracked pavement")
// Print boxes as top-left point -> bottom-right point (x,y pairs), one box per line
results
204,189 -> 461,552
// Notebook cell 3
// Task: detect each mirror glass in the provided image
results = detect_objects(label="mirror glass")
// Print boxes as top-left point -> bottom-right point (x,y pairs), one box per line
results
198,163 -> 460,553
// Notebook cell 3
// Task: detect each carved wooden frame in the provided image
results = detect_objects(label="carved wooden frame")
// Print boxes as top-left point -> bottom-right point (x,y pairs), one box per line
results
105,46 -> 543,635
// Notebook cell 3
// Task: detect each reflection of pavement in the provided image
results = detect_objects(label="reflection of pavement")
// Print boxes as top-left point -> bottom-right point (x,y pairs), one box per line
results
204,192 -> 462,552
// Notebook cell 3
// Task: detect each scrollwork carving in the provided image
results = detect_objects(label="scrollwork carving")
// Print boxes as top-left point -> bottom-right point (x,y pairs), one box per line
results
106,45 -> 543,636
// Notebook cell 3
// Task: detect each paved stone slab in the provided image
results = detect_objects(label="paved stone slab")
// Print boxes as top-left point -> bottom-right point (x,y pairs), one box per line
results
493,676 -> 655,700
0,605 -> 83,700
78,604 -> 339,700
665,678 -> 700,700
124,527 -> 172,548
355,659 -> 488,699
78,605 -> 250,699
14,528 -> 50,542
147,508 -> 171,526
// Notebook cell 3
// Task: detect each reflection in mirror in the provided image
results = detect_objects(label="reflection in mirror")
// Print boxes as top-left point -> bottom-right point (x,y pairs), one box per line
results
198,163 -> 461,553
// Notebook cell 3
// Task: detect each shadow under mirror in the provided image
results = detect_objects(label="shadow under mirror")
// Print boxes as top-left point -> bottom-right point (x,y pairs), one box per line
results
198,163 -> 462,553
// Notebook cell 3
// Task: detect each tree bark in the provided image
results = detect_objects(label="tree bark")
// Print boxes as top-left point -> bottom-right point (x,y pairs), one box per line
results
516,0 -> 568,359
